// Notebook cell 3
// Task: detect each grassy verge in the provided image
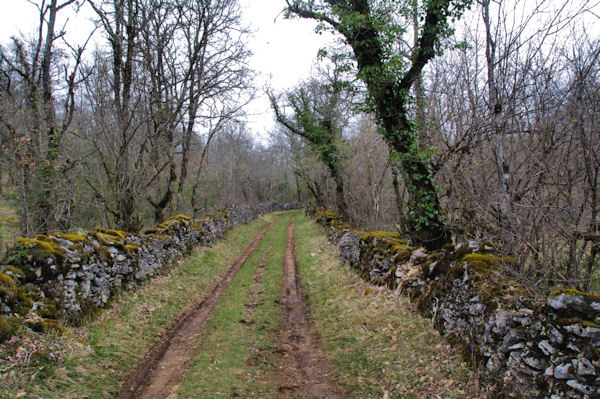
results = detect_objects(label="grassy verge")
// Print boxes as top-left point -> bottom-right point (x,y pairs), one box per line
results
0,187 -> 19,253
294,215 -> 483,399
0,214 -> 275,399
175,212 -> 294,398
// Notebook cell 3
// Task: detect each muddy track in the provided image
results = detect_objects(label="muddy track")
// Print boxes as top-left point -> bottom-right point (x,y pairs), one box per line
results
117,218 -> 278,399
277,217 -> 348,399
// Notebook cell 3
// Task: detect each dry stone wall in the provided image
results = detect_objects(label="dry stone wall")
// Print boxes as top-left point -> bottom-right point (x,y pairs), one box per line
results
0,203 -> 300,341
310,207 -> 600,399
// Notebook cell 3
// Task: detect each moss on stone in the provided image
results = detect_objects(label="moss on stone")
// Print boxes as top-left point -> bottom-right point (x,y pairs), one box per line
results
125,243 -> 140,255
54,231 -> 88,243
94,231 -> 125,247
0,316 -> 13,342
98,245 -> 112,264
1,266 -> 25,280
0,272 -> 15,287
359,231 -> 402,241
462,253 -> 516,271
144,214 -> 193,235
394,248 -> 415,263
442,243 -> 456,252
14,237 -> 66,266
0,285 -> 16,300
97,228 -> 128,240
38,298 -> 58,319
548,288 -> 600,302
556,318 -> 600,328
25,319 -> 66,334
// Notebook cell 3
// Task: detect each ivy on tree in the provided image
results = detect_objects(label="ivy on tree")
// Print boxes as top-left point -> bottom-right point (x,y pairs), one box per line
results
285,0 -> 471,249
270,78 -> 350,219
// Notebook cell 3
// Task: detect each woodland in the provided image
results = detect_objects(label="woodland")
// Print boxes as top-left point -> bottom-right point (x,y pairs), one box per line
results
0,0 -> 599,294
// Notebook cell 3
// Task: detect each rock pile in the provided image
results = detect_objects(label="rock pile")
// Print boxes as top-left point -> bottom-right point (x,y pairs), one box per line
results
0,203 -> 300,341
309,207 -> 600,398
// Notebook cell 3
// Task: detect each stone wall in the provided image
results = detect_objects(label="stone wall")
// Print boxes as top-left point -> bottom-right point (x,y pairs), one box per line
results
0,203 -> 300,341
309,207 -> 600,399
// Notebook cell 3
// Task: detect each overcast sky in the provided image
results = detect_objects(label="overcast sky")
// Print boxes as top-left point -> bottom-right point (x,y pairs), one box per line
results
239,0 -> 336,140
0,0 -> 336,143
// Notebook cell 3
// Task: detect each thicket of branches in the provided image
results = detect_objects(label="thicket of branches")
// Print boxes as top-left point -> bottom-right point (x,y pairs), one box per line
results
273,0 -> 599,291
0,0 -> 598,291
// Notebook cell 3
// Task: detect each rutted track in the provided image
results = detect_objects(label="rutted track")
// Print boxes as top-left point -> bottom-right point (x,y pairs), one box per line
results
117,217 -> 278,399
277,217 -> 347,398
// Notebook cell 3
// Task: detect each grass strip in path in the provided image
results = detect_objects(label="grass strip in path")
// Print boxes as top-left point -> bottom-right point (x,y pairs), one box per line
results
277,216 -> 347,398
0,214 -> 275,399
174,212 -> 293,398
294,215 -> 484,399
119,216 -> 279,398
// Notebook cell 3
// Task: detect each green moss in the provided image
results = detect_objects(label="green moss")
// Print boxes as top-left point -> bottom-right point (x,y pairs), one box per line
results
38,298 -> 58,319
25,319 -> 66,334
14,237 -> 66,265
125,243 -> 140,255
97,229 -> 128,240
330,220 -> 351,230
1,266 -> 25,280
0,272 -> 15,287
16,290 -> 34,311
442,243 -> 456,252
42,319 -> 66,334
0,316 -> 13,342
0,272 -> 16,300
462,253 -> 516,271
55,231 -> 88,243
144,214 -> 193,235
556,318 -> 600,328
359,231 -> 401,241
98,246 -> 112,264
394,248 -> 415,263
548,288 -> 600,302
214,210 -> 228,218
94,231 -> 125,247
0,285 -> 16,300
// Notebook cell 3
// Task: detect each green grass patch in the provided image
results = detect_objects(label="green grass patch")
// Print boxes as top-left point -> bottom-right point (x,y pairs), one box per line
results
0,215 -> 275,399
0,189 -> 20,252
175,212 -> 295,398
294,215 -> 482,399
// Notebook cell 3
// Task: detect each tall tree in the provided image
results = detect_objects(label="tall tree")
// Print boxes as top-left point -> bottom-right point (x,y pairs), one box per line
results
285,0 -> 471,249
0,0 -> 86,233
270,74 -> 350,219
87,0 -> 251,228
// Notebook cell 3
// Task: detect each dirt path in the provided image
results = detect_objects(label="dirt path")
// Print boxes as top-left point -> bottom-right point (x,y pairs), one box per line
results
276,217 -> 348,399
117,218 -> 277,399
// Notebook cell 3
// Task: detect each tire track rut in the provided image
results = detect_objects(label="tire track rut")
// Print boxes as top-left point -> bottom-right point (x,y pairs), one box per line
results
117,217 -> 278,399
277,216 -> 347,398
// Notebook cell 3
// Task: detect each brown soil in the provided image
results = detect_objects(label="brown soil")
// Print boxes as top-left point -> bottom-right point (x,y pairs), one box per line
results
276,217 -> 348,399
116,218 -> 277,399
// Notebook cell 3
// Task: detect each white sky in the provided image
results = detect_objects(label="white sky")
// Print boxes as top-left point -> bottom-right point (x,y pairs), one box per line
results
239,0 -> 336,140
0,0 -> 336,143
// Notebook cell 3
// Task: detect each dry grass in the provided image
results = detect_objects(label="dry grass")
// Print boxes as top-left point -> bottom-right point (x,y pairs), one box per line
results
0,216 -> 272,399
294,216 -> 486,399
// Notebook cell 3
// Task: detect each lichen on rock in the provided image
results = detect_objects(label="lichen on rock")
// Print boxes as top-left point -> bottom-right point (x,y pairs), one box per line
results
0,203 -> 300,343
309,206 -> 600,398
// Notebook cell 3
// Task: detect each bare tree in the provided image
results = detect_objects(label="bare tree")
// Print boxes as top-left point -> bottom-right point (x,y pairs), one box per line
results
0,0 -> 88,233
